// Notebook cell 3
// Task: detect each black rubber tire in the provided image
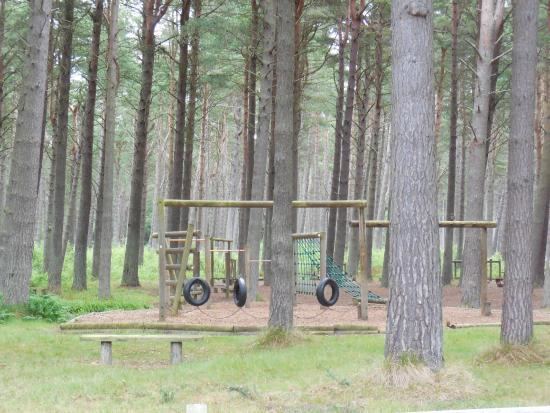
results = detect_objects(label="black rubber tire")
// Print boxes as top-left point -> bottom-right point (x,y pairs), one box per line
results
233,277 -> 247,307
316,278 -> 339,307
183,278 -> 211,307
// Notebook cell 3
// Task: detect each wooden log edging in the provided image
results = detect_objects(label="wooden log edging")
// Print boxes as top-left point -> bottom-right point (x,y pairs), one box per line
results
160,199 -> 369,209
348,220 -> 497,228
60,322 -> 380,335
447,321 -> 550,329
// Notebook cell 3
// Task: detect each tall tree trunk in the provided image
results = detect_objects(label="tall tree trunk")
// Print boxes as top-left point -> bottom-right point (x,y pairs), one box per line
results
122,0 -> 171,287
365,16 -> 383,280
93,134 -> 105,278
238,0 -> 258,274
347,41 -> 369,278
327,19 -> 347,257
237,61 -> 250,273
456,72 -> 468,263
0,0 -> 5,212
197,85 -> 208,231
0,0 -> 52,304
534,3 -> 550,290
73,0 -> 103,290
442,0 -> 460,285
167,0 -> 190,232
385,0 -> 442,371
334,2 -> 361,266
247,0 -> 275,301
62,109 -> 81,259
98,0 -> 120,299
180,0 -> 200,229
434,47 -> 447,148
269,0 -> 294,330
263,128 -> 275,286
44,149 -> 56,273
49,0 -> 75,293
291,0 -> 304,233
501,0 -> 538,345
138,161 -> 148,265
461,0 -> 503,308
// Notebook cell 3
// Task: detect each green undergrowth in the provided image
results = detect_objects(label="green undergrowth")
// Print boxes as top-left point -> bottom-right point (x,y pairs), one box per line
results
0,295 -> 15,323
0,323 -> 548,412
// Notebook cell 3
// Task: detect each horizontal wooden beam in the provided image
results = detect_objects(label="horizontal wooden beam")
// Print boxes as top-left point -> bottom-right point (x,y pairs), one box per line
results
292,200 -> 368,208
151,230 -> 201,239
80,334 -> 204,342
161,200 -> 273,208
348,220 -> 497,228
292,232 -> 322,239
160,199 -> 368,209
210,237 -> 232,243
438,220 -> 497,228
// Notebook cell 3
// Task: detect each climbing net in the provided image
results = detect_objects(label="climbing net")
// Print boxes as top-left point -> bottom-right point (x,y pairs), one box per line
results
293,237 -> 322,295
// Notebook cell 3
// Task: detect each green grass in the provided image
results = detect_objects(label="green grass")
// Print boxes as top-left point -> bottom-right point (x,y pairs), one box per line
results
0,321 -> 548,412
30,246 -> 161,316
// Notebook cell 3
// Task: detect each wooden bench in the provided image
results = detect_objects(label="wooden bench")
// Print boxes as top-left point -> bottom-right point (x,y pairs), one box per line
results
80,334 -> 204,365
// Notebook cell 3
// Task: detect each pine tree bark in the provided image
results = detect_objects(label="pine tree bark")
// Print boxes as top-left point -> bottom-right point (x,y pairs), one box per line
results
461,0 -> 503,307
180,0 -> 200,229
138,161 -> 148,265
442,0 -> 460,285
327,19 -> 347,257
334,1 -> 361,266
62,109 -> 81,259
49,0 -> 75,293
365,17 -> 383,280
247,0 -> 275,301
0,0 -> 5,212
73,0 -> 103,290
501,0 -> 538,345
0,0 -> 52,304
122,0 -> 171,287
97,0 -> 119,299
269,0 -> 294,330
263,129 -> 275,286
93,136 -> 106,278
385,0 -> 443,371
167,0 -> 190,232
533,3 -> 550,290
238,0 -> 258,275
347,42 -> 368,278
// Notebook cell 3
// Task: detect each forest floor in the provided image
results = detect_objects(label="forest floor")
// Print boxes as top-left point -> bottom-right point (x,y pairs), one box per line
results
72,283 -> 550,331
1,321 -> 549,412
2,247 -> 547,411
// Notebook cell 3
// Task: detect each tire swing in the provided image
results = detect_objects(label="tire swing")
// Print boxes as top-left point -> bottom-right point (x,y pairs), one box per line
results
233,277 -> 247,308
316,278 -> 339,307
183,278 -> 211,306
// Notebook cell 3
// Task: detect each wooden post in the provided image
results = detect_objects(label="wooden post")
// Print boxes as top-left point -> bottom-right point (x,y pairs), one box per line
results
319,231 -> 327,280
100,341 -> 112,365
158,201 -> 168,321
171,224 -> 195,316
224,251 -> 231,298
205,236 -> 212,286
170,341 -> 183,364
244,248 -> 251,308
193,249 -> 200,278
480,227 -> 490,316
210,238 -> 215,286
319,231 -> 327,310
358,207 -> 368,320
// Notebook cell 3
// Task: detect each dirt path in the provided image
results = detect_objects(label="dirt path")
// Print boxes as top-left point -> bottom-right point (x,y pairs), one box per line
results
73,284 -> 550,331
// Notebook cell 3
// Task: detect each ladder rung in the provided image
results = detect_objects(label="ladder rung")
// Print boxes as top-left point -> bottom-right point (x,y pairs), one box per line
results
157,247 -> 197,254
165,264 -> 194,271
